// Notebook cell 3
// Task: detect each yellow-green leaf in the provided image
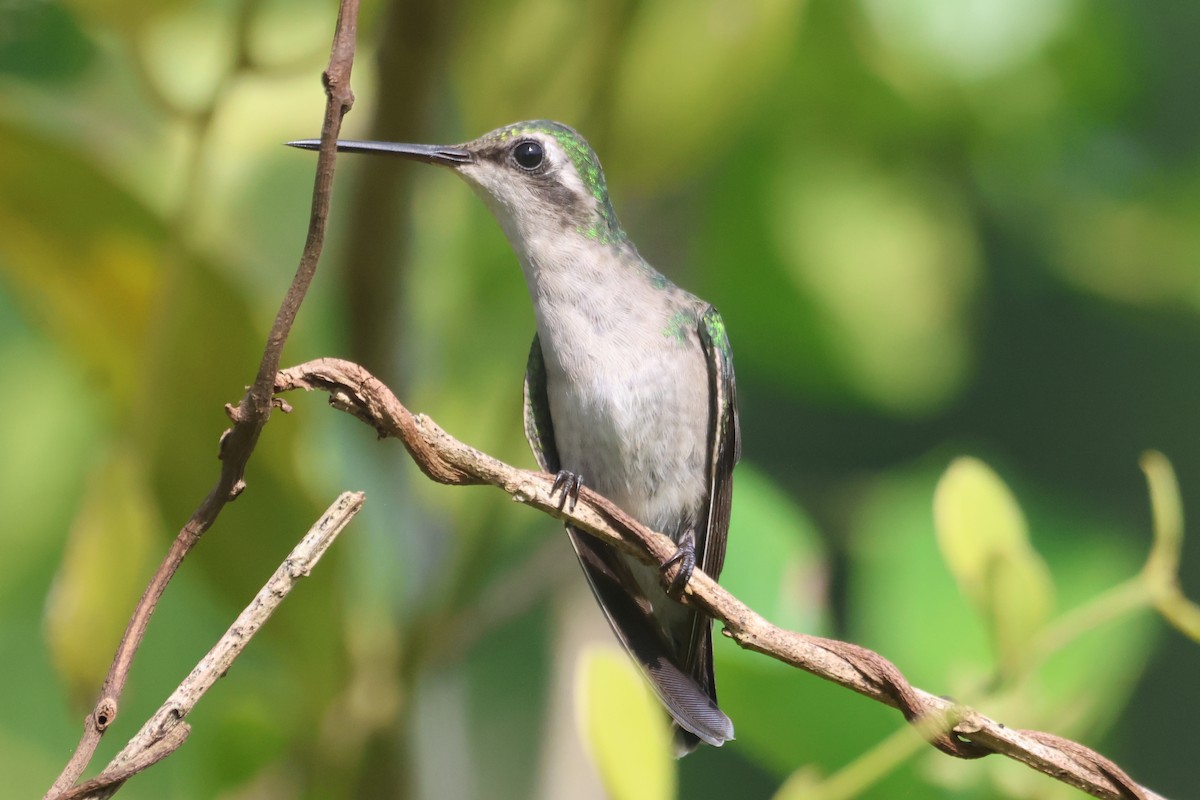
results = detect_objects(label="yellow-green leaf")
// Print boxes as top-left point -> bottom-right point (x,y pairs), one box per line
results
933,457 -> 1054,677
576,646 -> 675,800
43,445 -> 160,706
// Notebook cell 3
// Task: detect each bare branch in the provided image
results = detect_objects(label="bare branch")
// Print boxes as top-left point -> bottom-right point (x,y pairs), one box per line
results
61,492 -> 365,800
276,357 -> 1164,800
44,2 -> 361,796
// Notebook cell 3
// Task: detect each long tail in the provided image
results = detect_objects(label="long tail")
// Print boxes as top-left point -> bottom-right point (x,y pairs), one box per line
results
566,527 -> 734,753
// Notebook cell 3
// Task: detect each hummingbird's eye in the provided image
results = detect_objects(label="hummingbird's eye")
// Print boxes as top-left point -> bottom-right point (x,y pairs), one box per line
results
512,140 -> 545,170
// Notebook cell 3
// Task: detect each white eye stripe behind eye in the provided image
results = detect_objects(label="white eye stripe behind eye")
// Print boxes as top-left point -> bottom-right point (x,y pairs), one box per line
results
555,154 -> 588,198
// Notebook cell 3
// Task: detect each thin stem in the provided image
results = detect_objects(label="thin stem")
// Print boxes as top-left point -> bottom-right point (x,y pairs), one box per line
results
43,3 -> 361,796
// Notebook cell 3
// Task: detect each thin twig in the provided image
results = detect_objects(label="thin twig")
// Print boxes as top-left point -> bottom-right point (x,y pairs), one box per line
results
276,357 -> 1165,800
61,492 -> 365,800
43,3 -> 360,796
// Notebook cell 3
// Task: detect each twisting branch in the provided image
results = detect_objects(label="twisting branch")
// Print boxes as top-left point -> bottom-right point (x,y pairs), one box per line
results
63,492 -> 365,800
43,2 -> 361,797
276,358 -> 1164,800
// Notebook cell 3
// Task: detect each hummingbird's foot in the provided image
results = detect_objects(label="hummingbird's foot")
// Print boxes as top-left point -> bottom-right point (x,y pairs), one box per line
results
550,470 -> 583,513
660,529 -> 696,599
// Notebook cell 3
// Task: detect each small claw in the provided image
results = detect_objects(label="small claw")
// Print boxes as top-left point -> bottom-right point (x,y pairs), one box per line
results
550,470 -> 583,512
661,528 -> 697,598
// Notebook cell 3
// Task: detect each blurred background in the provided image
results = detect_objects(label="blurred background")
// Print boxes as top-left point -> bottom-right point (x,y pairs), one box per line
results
2,0 -> 1198,797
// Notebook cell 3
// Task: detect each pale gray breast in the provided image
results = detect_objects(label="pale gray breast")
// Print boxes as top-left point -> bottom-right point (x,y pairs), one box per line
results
544,302 -> 711,539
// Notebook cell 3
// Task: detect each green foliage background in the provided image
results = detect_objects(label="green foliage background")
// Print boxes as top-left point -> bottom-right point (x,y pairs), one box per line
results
1,0 -> 1198,797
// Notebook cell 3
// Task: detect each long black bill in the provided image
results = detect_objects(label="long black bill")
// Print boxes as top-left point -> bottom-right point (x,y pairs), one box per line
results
286,139 -> 473,166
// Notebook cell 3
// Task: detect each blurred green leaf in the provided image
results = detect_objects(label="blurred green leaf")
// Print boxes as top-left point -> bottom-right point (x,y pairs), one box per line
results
769,154 -> 981,413
716,465 -> 841,774
1025,548 -> 1154,736
721,464 -> 828,632
0,330 -> 101,602
43,445 -> 159,705
0,721 -> 68,798
860,0 -> 1078,82
610,0 -> 805,186
850,466 -> 990,690
61,0 -> 204,35
453,0 -> 605,130
140,3 -> 236,112
577,646 -> 676,800
854,461 -> 1155,797
0,122 -> 162,411
465,599 -> 551,800
0,1 -> 94,83
934,457 -> 1054,679
722,649 -> 897,780
1051,195 -> 1200,311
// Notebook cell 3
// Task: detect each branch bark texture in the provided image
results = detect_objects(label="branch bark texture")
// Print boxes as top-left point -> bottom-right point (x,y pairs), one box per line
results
276,357 -> 1163,800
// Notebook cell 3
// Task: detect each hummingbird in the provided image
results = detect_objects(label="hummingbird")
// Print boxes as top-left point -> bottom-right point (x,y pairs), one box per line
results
289,121 -> 740,753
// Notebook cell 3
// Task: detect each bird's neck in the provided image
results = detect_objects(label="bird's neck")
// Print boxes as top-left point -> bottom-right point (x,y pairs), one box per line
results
513,232 -> 673,362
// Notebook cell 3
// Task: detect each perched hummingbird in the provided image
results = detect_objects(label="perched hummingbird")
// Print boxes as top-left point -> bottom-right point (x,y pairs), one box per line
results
289,121 -> 740,752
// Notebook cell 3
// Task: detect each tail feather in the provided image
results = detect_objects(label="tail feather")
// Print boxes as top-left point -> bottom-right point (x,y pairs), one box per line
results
566,527 -> 734,752
640,647 -> 734,748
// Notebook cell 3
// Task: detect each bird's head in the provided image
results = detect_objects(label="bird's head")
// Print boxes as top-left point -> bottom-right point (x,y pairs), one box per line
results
289,120 -> 626,248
